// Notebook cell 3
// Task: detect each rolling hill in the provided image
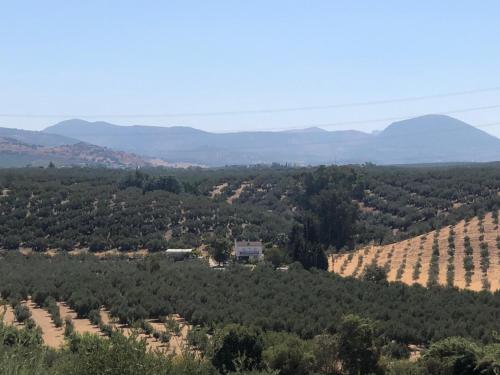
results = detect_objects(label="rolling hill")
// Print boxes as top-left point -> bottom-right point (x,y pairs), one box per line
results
330,211 -> 500,292
43,115 -> 500,166
0,136 -> 169,168
356,115 -> 500,164
0,126 -> 79,147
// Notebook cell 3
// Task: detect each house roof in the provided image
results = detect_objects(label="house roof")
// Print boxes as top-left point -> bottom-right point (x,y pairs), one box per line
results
234,241 -> 262,247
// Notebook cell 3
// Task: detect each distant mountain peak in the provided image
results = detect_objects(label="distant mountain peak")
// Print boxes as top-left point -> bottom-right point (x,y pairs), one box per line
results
380,114 -> 474,135
37,115 -> 500,166
284,126 -> 328,133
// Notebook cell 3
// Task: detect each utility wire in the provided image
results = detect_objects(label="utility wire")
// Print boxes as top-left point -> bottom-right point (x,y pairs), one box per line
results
0,87 -> 500,119
216,104 -> 500,132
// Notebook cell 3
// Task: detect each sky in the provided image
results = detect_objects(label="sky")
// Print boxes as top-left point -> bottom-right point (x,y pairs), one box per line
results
1,1 -> 500,135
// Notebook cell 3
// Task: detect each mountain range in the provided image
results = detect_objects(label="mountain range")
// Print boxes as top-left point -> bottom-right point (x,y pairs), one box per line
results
1,114 -> 500,167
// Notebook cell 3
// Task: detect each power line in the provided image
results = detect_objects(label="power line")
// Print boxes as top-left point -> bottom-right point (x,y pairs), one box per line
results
0,86 -> 500,119
218,104 -> 500,132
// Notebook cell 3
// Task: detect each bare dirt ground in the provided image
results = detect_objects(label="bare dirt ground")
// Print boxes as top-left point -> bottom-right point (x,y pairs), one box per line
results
400,237 -> 421,285
361,245 -> 378,269
387,242 -> 407,281
329,211 -> 500,292
164,229 -> 173,241
415,234 -> 434,286
19,247 -> 33,256
343,252 -> 361,276
437,226 -> 452,286
68,248 -> 88,256
210,182 -> 228,198
1,303 -> 16,325
466,217 -> 485,291
58,302 -> 104,336
150,315 -> 191,355
484,214 -> 500,291
227,183 -> 250,204
27,299 -> 65,349
453,220 -> 467,290
329,253 -> 345,274
392,242 -> 409,281
94,249 -> 149,258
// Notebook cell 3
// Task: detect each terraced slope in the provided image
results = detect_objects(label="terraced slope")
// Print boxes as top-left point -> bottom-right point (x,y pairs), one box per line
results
330,211 -> 500,292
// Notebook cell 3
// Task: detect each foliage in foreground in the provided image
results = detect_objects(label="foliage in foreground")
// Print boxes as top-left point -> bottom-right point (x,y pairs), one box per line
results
0,319 -> 217,375
1,314 -> 499,375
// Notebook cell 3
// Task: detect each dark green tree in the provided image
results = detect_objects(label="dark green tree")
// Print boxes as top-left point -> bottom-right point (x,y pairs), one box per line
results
211,324 -> 263,373
287,218 -> 328,270
362,264 -> 388,284
336,314 -> 382,375
208,238 -> 231,266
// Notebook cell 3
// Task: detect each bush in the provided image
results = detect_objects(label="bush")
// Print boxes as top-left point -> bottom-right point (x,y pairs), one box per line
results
14,304 -> 31,323
3,236 -> 20,250
263,334 -> 315,375
100,323 -> 114,337
146,239 -> 167,253
45,297 -> 63,327
31,238 -> 48,252
88,309 -> 102,326
89,238 -> 107,252
336,315 -> 382,375
423,337 -> 481,375
187,326 -> 210,351
64,316 -> 74,337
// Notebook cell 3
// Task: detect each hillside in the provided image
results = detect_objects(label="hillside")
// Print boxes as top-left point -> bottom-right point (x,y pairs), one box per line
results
358,115 -> 500,164
0,137 -> 168,168
0,126 -> 78,146
43,115 -> 500,166
330,211 -> 500,292
2,164 -> 500,264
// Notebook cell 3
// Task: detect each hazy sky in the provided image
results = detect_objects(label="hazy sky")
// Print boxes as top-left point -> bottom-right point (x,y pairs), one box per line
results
1,1 -> 500,135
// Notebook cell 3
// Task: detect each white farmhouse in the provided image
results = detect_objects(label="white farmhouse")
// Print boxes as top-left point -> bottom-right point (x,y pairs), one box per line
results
234,240 -> 263,261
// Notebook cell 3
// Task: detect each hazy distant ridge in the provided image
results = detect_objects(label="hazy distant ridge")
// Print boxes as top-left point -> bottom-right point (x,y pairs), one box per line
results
43,115 -> 500,166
